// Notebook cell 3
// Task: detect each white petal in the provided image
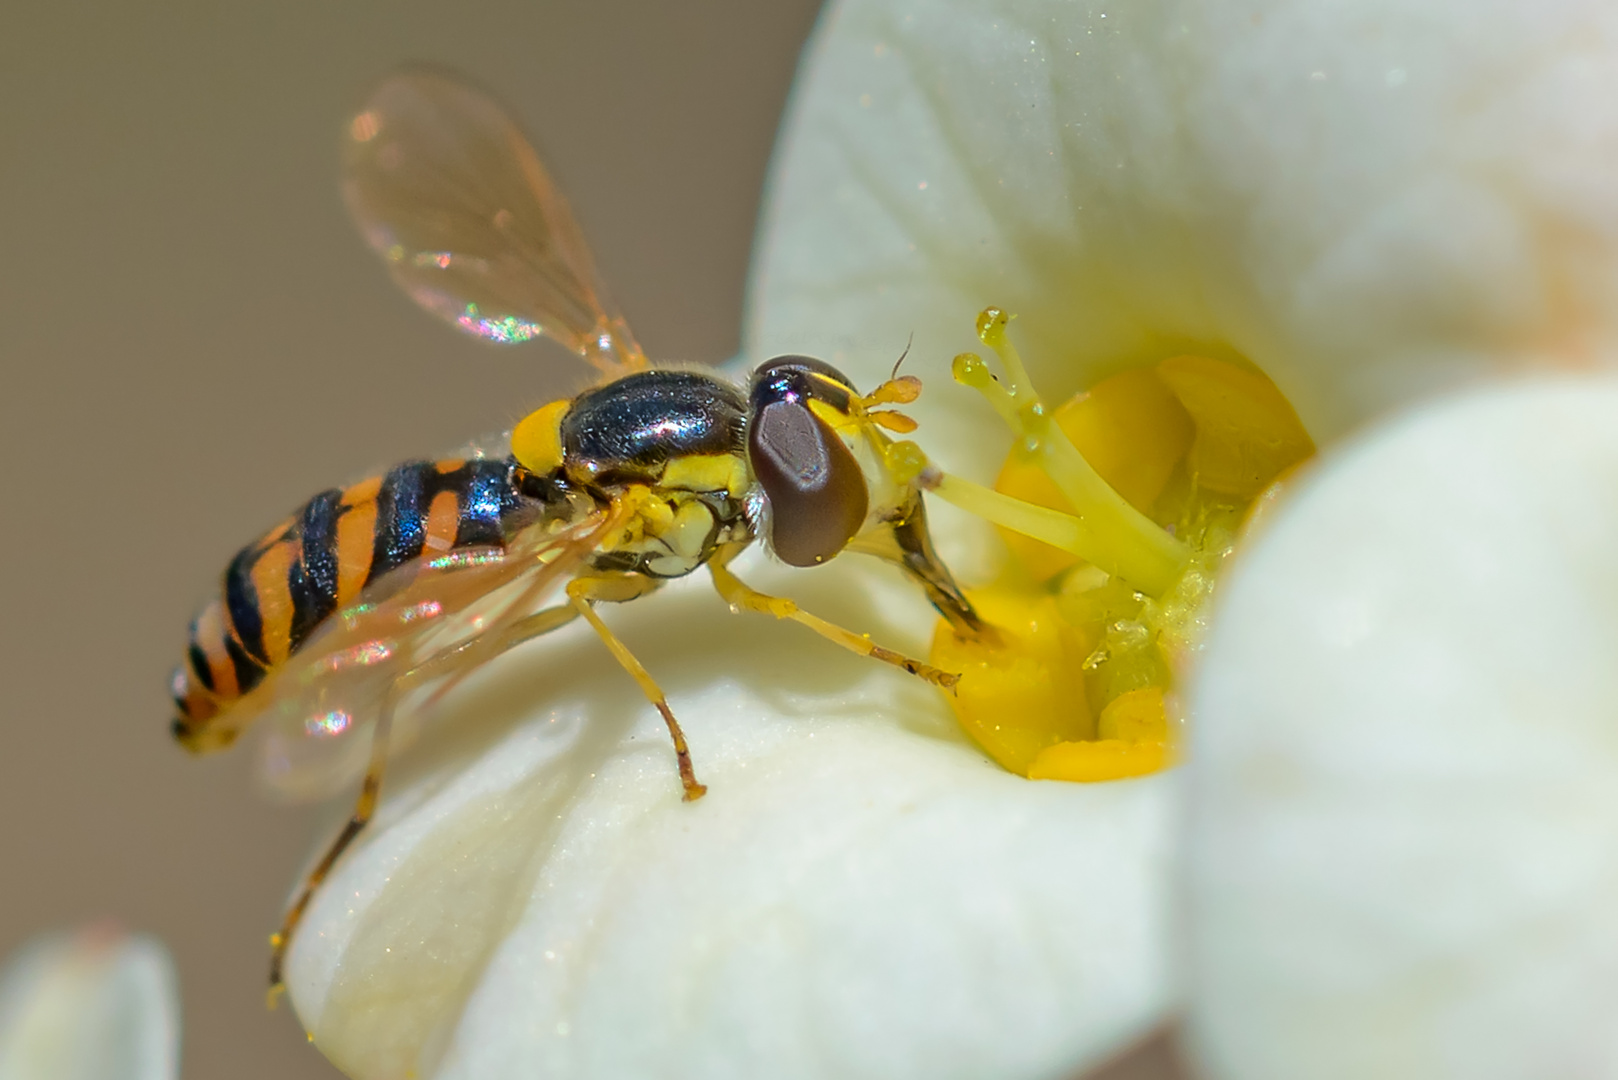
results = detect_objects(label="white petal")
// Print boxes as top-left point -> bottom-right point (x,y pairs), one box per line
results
749,0 -> 1618,449
1184,374 -> 1618,1079
0,929 -> 180,1080
288,563 -> 1177,1080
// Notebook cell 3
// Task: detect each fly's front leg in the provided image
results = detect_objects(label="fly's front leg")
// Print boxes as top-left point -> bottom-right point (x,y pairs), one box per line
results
707,544 -> 959,690
566,572 -> 706,801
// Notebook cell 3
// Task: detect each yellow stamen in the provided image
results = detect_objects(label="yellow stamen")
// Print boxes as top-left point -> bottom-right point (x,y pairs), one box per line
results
1155,354 -> 1314,499
1029,684 -> 1173,782
951,309 -> 1189,596
1026,737 -> 1169,783
928,586 -> 1093,774
922,308 -> 1317,784
992,366 -> 1193,581
920,469 -> 1126,566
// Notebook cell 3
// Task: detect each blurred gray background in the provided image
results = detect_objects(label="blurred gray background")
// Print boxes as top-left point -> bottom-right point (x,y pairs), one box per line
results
0,2 -> 1180,1076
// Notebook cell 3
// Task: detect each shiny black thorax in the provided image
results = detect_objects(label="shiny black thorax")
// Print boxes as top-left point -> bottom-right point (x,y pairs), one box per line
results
561,370 -> 747,483
554,370 -> 754,579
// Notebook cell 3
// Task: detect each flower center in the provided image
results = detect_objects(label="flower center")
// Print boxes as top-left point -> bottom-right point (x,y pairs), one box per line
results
912,309 -> 1314,782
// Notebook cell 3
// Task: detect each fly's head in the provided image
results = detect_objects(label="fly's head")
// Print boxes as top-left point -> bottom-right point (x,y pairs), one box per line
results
745,355 -> 985,636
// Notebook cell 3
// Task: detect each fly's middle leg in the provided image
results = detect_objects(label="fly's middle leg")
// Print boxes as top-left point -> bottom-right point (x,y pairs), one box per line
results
566,572 -> 706,801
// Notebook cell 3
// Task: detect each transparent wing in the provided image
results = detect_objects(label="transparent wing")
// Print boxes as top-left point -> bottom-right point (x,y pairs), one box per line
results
344,66 -> 647,376
245,509 -> 612,802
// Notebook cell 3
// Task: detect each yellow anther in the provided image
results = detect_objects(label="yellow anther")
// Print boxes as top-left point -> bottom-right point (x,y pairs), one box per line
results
1096,687 -> 1169,743
929,585 -> 1092,775
1154,354 -> 1315,499
1025,738 -> 1169,783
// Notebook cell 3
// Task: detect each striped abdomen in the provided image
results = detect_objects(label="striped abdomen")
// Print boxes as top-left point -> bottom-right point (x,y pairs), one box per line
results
171,457 -> 535,748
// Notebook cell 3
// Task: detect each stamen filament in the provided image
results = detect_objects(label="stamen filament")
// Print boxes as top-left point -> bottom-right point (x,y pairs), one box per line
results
921,470 -> 1121,566
951,309 -> 1190,596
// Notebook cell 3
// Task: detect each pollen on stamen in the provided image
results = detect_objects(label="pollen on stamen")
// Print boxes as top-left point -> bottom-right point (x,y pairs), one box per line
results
926,308 -> 1314,782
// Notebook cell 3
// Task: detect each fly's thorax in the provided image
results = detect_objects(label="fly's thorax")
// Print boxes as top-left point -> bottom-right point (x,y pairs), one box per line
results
510,371 -> 754,502
558,369 -> 747,485
509,370 -> 756,580
590,485 -> 753,579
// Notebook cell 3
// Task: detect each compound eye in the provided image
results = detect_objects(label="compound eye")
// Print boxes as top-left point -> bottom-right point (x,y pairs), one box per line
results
748,397 -> 869,567
752,354 -> 856,386
750,355 -> 858,411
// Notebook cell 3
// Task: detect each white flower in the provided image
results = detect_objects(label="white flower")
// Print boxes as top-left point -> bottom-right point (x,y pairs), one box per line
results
285,0 -> 1618,1078
746,0 -> 1618,1075
1186,376 -> 1618,1079
0,928 -> 180,1080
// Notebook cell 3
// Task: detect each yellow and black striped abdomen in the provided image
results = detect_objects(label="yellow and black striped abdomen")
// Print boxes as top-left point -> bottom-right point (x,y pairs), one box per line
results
171,457 -> 531,751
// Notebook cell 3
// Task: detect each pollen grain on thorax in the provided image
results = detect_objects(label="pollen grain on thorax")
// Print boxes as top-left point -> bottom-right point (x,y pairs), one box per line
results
925,308 -> 1315,783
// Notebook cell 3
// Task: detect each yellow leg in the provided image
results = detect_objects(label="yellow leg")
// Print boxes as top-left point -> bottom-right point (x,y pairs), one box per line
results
267,690 -> 397,1002
567,574 -> 707,802
707,546 -> 960,690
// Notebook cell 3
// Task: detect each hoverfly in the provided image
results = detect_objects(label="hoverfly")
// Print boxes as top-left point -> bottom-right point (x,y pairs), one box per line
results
168,67 -> 988,991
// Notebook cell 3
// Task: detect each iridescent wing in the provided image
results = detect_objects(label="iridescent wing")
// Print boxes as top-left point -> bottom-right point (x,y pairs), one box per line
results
344,67 -> 647,376
245,507 -> 614,802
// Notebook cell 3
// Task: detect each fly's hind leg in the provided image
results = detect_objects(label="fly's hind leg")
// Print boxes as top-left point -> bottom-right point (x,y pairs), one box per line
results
267,687 -> 398,1003
566,572 -> 706,802
267,602 -> 584,999
707,544 -> 960,690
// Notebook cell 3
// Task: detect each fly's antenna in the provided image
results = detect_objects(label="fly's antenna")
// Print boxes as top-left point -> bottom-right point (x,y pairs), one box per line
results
889,333 -> 915,383
862,333 -> 923,433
